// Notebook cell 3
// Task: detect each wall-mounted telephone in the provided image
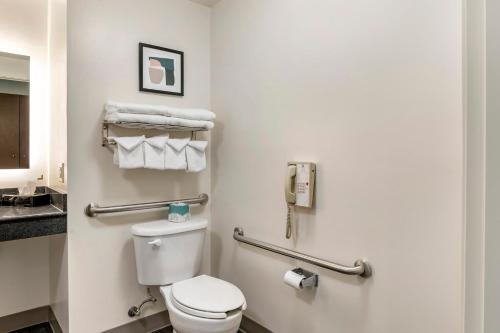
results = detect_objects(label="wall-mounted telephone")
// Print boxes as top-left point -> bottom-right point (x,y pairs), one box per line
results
285,162 -> 316,239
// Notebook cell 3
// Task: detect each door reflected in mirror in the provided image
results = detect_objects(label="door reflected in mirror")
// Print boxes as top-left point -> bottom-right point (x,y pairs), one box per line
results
0,52 -> 29,169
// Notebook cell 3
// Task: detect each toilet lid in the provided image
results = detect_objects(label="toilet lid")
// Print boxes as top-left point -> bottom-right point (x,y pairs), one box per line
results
171,275 -> 246,316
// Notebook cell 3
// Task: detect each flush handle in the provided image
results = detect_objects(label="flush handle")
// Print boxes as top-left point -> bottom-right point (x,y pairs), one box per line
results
148,239 -> 162,247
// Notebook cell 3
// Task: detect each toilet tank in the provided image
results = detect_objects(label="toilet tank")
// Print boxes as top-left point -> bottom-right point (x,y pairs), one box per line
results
131,218 -> 208,286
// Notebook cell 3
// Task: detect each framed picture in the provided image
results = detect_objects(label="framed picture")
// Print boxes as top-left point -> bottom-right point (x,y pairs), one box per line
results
139,43 -> 184,96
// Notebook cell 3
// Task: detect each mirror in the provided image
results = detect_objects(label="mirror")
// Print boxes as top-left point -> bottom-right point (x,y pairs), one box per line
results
0,52 -> 29,169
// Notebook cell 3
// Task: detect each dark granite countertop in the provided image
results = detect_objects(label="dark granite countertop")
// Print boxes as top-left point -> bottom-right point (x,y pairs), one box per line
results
0,186 -> 67,242
0,205 -> 66,223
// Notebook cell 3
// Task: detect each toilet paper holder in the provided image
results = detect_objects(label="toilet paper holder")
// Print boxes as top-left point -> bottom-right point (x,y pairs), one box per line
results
291,268 -> 319,288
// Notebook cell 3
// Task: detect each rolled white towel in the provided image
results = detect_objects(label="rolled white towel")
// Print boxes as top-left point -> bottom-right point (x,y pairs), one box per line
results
186,141 -> 208,172
105,112 -> 214,130
165,138 -> 190,170
144,136 -> 169,170
105,101 -> 215,121
113,136 -> 145,169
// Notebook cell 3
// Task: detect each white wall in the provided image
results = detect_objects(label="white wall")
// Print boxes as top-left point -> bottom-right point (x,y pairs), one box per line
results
67,0 -> 211,331
0,0 -> 49,187
0,237 -> 50,317
48,0 -> 67,192
47,1 -> 69,329
49,234 -> 68,332
0,0 -> 52,319
211,1 -> 464,332
484,0 -> 500,331
48,3 -> 69,322
465,0 -> 486,332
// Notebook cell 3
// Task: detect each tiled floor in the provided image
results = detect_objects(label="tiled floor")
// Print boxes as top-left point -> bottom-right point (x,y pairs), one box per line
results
9,322 -> 53,333
10,323 -> 245,333
10,323 -> 243,333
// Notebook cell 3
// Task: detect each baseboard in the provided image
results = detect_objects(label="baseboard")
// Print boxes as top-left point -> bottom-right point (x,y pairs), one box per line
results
102,310 -> 171,333
0,305 -> 66,333
48,307 -> 64,333
0,306 -> 49,333
1,306 -> 272,333
240,316 -> 273,333
103,310 -> 272,333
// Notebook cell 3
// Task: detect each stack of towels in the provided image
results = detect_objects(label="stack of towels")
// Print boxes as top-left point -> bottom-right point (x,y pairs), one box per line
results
104,101 -> 215,129
112,135 -> 208,172
104,101 -> 214,172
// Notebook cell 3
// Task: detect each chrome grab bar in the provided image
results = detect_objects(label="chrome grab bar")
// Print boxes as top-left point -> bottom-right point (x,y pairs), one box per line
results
84,193 -> 209,217
233,227 -> 372,278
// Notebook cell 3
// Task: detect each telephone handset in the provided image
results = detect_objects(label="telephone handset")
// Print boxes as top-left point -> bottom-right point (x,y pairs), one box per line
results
284,162 -> 316,239
285,165 -> 297,205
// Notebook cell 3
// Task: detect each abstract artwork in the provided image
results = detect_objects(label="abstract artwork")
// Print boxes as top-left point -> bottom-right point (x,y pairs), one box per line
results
139,43 -> 184,96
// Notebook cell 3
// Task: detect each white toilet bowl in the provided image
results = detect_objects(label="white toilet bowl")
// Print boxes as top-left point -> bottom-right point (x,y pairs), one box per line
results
131,220 -> 246,333
161,275 -> 246,333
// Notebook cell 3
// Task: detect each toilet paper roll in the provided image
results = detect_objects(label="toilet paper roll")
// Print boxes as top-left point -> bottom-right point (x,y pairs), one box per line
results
283,270 -> 304,289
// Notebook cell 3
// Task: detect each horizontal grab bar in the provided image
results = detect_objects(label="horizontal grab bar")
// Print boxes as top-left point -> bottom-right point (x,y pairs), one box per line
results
85,193 -> 209,217
233,227 -> 372,278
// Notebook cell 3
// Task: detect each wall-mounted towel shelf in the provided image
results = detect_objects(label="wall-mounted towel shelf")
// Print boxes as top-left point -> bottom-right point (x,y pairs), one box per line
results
233,227 -> 372,278
102,121 -> 207,146
85,193 -> 209,217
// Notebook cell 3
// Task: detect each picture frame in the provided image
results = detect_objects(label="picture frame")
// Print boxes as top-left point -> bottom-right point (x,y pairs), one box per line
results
139,42 -> 184,96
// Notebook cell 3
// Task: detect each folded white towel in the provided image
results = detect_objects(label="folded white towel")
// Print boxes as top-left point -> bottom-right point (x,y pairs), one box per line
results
144,136 -> 169,170
105,112 -> 214,130
113,147 -> 119,166
105,101 -> 215,121
165,138 -> 190,170
113,136 -> 145,169
186,141 -> 208,172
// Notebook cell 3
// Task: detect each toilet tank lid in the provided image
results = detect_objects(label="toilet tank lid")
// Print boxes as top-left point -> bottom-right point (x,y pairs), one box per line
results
131,218 -> 208,237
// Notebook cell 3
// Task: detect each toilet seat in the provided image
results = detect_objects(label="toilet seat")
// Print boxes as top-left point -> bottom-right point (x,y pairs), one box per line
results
170,292 -> 228,319
161,275 -> 246,320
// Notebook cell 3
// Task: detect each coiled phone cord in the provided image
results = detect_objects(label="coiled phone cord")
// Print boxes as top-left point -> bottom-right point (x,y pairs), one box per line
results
286,204 -> 293,239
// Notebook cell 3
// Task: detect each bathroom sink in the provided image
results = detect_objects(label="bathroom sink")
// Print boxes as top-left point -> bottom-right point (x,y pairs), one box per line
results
1,193 -> 51,207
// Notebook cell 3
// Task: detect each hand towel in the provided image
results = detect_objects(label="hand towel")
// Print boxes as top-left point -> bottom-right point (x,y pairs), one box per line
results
165,138 -> 190,170
104,112 -> 214,130
105,101 -> 216,121
144,135 -> 169,170
113,136 -> 145,169
186,141 -> 208,172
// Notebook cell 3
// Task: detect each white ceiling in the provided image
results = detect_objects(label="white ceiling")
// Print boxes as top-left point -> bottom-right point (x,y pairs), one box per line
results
189,0 -> 221,7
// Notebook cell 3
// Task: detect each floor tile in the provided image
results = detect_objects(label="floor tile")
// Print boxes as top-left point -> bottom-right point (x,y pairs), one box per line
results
8,322 -> 53,333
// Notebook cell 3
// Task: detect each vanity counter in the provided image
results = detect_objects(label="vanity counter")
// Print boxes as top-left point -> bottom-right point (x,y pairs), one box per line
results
0,205 -> 65,222
0,205 -> 67,242
0,187 -> 67,242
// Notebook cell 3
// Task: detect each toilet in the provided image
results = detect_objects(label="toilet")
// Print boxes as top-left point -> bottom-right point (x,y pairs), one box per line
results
131,218 -> 246,333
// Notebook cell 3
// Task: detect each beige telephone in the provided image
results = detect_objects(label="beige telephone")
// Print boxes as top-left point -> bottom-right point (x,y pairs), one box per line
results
285,162 -> 316,239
